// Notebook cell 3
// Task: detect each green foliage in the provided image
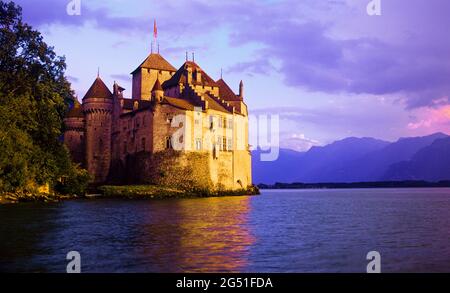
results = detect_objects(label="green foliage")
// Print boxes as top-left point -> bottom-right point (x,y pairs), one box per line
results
98,184 -> 259,199
54,164 -> 91,196
99,185 -> 185,199
0,1 -> 88,195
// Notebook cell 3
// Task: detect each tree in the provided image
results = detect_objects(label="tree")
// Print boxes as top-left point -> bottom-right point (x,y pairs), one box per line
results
0,1 -> 88,194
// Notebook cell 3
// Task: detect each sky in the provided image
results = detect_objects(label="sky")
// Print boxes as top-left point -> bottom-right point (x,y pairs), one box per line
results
12,0 -> 450,151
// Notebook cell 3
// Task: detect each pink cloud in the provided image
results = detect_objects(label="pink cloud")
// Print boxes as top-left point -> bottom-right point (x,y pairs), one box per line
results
408,105 -> 450,131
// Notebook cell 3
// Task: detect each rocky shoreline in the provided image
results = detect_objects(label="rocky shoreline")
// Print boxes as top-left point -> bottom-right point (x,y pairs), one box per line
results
0,185 -> 260,204
0,192 -> 79,204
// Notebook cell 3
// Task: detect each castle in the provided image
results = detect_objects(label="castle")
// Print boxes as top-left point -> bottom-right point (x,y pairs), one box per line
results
63,50 -> 252,191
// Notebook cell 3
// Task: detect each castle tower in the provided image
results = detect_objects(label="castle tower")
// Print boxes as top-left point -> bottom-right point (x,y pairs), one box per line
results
63,99 -> 85,166
131,53 -> 176,100
151,78 -> 164,102
82,76 -> 113,183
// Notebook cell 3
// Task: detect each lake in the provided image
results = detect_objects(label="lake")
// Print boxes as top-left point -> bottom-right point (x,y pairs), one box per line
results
1,188 -> 450,272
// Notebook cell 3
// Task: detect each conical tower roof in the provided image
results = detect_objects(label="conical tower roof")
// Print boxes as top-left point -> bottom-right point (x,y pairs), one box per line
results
82,77 -> 112,100
152,78 -> 163,92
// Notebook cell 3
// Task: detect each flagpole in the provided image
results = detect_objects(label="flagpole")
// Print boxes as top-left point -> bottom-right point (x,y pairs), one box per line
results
153,19 -> 158,54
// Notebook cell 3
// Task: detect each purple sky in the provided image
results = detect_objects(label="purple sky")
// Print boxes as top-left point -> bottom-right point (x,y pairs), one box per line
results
13,0 -> 450,151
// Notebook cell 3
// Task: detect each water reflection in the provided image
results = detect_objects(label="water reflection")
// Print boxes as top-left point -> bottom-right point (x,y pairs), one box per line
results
138,196 -> 255,272
0,203 -> 62,272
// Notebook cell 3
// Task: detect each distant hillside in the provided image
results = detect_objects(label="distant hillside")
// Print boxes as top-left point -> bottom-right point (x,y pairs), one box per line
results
292,137 -> 389,183
338,132 -> 449,182
383,137 -> 450,181
252,132 -> 450,184
251,148 -> 304,184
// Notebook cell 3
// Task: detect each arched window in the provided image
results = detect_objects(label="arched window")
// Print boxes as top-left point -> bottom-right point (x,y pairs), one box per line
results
165,136 -> 172,149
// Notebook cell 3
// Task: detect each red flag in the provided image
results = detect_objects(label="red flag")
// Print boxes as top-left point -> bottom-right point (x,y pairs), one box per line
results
153,20 -> 157,39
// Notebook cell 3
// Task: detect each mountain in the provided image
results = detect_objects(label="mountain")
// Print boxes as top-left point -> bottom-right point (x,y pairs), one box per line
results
252,137 -> 389,184
336,132 -> 449,182
252,148 -> 305,184
291,137 -> 390,183
383,137 -> 450,181
251,132 -> 450,184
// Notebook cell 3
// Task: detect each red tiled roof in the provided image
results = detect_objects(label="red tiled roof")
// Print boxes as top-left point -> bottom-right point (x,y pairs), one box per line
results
152,78 -> 163,92
131,53 -> 176,74
83,77 -> 112,100
162,61 -> 218,89
163,97 -> 196,111
122,99 -> 153,111
216,78 -> 242,101
65,100 -> 84,118
203,93 -> 232,113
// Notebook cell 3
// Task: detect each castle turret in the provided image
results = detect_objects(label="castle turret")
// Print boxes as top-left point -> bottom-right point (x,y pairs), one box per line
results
82,76 -> 113,183
64,99 -> 85,166
151,78 -> 164,102
239,80 -> 244,99
131,53 -> 176,100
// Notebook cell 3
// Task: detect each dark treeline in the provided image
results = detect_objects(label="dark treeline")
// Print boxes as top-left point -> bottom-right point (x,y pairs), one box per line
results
0,1 -> 89,195
258,181 -> 450,189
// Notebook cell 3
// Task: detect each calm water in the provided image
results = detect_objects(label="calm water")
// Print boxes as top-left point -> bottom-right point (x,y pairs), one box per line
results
1,188 -> 450,273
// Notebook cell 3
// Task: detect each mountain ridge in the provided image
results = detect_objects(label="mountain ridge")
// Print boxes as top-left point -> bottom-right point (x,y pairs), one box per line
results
252,132 -> 450,184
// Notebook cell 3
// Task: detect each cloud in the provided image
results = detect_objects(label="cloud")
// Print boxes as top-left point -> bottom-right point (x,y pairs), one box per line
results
67,75 -> 79,83
14,0 -> 146,33
407,105 -> 450,132
14,0 -> 450,110
110,74 -> 130,82
227,58 -> 275,75
280,133 -> 321,152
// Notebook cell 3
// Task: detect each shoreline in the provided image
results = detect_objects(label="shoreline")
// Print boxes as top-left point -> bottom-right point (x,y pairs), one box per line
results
258,180 -> 450,190
0,184 -> 260,204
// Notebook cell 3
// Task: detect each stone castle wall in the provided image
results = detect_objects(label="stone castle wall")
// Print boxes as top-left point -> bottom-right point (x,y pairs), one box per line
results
132,68 -> 173,100
83,98 -> 113,183
63,117 -> 85,165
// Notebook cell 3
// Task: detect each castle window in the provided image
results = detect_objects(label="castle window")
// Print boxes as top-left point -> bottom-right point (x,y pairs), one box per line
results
227,119 -> 233,129
141,137 -> 146,151
227,138 -> 233,151
218,116 -> 223,128
223,137 -> 227,151
195,138 -> 202,150
223,117 -> 227,128
99,138 -> 104,152
217,136 -> 222,151
209,115 -> 215,129
165,136 -> 172,149
195,119 -> 200,125
136,117 -> 140,128
123,141 -> 127,154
